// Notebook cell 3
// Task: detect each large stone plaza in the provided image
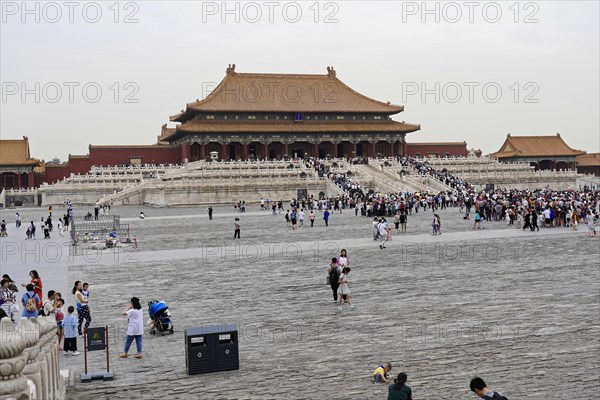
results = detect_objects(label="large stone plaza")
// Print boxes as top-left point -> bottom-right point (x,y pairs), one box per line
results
1,203 -> 598,399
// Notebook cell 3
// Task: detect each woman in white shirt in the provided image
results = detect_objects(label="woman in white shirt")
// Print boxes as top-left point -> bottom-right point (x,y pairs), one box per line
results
337,267 -> 353,310
119,297 -> 144,359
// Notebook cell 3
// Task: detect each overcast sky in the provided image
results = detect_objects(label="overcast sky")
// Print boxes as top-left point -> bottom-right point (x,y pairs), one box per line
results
1,1 -> 598,161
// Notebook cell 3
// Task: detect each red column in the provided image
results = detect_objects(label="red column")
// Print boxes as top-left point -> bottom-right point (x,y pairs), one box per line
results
220,144 -> 227,160
200,144 -> 206,160
313,143 -> 319,158
332,143 -> 338,158
242,144 -> 249,160
353,142 -> 357,157
17,173 -> 22,188
402,140 -> 407,156
28,172 -> 34,188
283,143 -> 289,156
371,142 -> 376,157
181,143 -> 191,162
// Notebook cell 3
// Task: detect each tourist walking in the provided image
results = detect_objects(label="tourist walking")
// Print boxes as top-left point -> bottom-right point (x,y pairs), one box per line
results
327,257 -> 341,303
400,212 -> 407,233
473,211 -> 482,229
207,206 -> 213,220
571,208 -> 579,230
587,213 -> 597,237
531,209 -> 540,231
234,218 -> 241,239
378,219 -> 388,249
387,372 -> 413,400
337,249 -> 350,268
522,210 -> 531,231
323,210 -> 330,227
73,281 -> 92,336
119,297 -> 144,359
432,214 -> 441,235
336,267 -> 353,310
372,217 -> 380,240
290,210 -> 297,229
0,220 -> 6,237
309,210 -> 315,227
27,221 -> 36,239
58,218 -> 65,236
15,212 -> 21,228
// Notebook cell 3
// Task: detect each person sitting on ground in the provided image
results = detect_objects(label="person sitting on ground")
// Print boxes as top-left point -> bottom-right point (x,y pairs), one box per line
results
371,362 -> 392,383
470,377 -> 508,399
387,372 -> 412,400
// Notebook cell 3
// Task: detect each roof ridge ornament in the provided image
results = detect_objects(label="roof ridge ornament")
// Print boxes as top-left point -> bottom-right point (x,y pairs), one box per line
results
226,64 -> 236,75
326,66 -> 336,77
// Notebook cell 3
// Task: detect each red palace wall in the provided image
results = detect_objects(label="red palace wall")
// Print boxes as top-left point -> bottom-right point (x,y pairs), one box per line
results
38,146 -> 182,184
43,164 -> 71,184
88,146 -> 181,166
406,143 -> 468,158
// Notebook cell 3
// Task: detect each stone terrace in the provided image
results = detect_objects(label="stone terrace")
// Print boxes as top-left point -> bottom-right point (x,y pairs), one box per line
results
0,204 -> 598,399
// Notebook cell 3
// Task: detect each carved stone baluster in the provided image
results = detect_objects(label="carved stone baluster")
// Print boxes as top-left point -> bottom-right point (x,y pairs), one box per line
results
0,319 -> 30,400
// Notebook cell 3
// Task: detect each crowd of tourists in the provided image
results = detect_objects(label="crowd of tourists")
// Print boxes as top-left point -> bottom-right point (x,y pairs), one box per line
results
0,271 -> 93,356
305,156 -> 599,236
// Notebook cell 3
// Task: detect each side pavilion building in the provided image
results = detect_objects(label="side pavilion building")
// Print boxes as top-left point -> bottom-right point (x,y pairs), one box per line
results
161,65 -> 420,161
491,134 -> 586,170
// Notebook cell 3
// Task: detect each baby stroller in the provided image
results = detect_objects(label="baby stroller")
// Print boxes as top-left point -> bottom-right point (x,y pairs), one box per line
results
148,300 -> 173,335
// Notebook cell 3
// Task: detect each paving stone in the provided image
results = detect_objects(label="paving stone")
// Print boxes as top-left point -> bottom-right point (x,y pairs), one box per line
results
1,204 -> 599,399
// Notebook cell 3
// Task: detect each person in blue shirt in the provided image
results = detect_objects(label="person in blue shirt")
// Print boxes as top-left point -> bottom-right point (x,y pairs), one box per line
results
21,284 -> 40,318
323,210 -> 330,227
63,306 -> 80,355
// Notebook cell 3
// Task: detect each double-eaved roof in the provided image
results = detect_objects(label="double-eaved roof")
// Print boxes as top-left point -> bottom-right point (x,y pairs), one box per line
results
491,134 -> 586,158
171,65 -> 404,121
162,66 -> 420,142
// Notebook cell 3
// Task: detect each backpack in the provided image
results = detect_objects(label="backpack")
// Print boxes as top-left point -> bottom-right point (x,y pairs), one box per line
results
39,300 -> 52,316
329,266 -> 340,285
55,309 -> 64,321
25,294 -> 37,313
484,392 -> 508,400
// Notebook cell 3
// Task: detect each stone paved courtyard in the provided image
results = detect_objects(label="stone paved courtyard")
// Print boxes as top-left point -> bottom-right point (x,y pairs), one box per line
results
1,204 -> 599,399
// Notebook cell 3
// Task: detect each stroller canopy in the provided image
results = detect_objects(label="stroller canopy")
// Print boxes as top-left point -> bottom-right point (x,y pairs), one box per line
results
149,300 -> 168,316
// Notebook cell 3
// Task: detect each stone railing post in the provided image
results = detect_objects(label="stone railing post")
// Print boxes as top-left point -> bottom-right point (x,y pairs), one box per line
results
17,318 -> 42,399
0,319 -> 30,399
